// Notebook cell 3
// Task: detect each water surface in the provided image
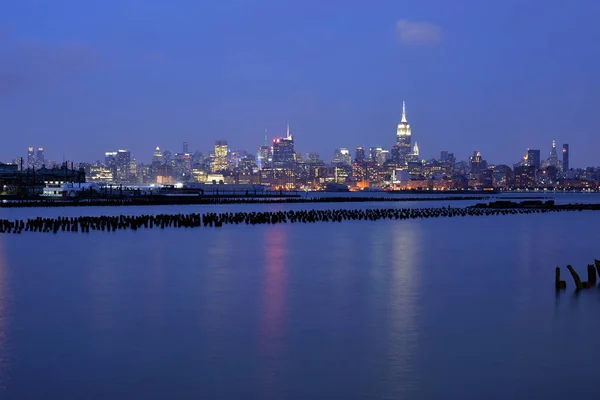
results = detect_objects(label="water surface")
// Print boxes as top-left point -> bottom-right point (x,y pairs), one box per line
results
0,198 -> 599,399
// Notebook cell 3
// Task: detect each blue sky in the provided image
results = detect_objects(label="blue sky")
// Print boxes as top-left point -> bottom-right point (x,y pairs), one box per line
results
0,0 -> 598,166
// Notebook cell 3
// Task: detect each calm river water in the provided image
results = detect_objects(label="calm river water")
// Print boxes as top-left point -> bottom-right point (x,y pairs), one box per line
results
1,194 -> 600,399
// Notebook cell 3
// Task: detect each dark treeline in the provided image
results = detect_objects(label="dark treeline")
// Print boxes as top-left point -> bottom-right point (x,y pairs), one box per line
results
0,205 -> 587,235
0,195 -> 488,208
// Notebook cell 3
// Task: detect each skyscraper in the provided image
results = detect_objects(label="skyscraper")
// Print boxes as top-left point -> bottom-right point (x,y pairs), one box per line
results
355,146 -> 365,163
333,148 -> 352,166
272,125 -> 295,168
396,101 -> 412,167
526,149 -> 541,170
27,147 -> 35,169
36,147 -> 45,169
213,140 -> 229,172
152,147 -> 163,169
116,149 -> 131,182
257,132 -> 271,169
548,141 -> 558,167
562,144 -> 569,171
183,142 -> 189,154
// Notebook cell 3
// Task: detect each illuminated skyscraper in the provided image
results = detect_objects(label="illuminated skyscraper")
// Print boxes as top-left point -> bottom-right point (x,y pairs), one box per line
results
257,132 -> 271,169
116,149 -> 131,182
272,125 -> 295,168
562,144 -> 569,172
333,148 -> 352,166
27,147 -> 35,169
212,140 -> 229,172
36,147 -> 45,169
396,101 -> 412,166
548,141 -> 558,167
354,146 -> 366,163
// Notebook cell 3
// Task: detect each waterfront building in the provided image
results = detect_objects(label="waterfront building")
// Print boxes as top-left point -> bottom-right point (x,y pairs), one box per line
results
514,165 -> 536,188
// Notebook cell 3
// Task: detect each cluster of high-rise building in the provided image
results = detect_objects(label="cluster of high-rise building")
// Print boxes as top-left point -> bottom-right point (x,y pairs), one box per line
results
26,147 -> 45,170
5,102 -> 597,191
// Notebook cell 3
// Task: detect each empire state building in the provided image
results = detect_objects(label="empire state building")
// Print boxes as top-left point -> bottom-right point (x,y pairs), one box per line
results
396,101 -> 412,166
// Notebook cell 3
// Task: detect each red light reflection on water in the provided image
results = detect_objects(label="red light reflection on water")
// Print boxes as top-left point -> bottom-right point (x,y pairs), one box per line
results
259,225 -> 287,398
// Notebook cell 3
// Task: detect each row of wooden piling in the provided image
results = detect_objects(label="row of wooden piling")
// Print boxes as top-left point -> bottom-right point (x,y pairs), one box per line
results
0,205 -> 580,235
0,195 -> 488,208
556,260 -> 600,290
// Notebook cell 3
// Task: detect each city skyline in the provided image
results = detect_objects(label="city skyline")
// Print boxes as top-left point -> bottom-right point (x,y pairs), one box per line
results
12,109 -> 578,169
1,1 -> 598,165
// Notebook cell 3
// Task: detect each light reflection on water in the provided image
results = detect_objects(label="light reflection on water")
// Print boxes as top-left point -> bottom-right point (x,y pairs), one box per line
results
259,225 -> 288,399
383,223 -> 421,398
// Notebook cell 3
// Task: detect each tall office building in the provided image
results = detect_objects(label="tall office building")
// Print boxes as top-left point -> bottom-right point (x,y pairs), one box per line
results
212,140 -> 229,172
469,151 -> 487,174
369,147 -> 383,164
272,125 -> 295,168
183,142 -> 189,154
562,144 -> 569,171
152,147 -> 163,170
333,148 -> 352,166
116,149 -> 131,182
396,101 -> 412,166
36,147 -> 45,169
27,147 -> 35,169
257,133 -> 271,169
526,149 -> 541,170
355,146 -> 366,163
548,141 -> 558,167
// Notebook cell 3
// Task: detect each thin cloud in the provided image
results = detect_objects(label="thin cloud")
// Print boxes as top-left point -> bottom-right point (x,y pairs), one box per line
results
396,19 -> 443,45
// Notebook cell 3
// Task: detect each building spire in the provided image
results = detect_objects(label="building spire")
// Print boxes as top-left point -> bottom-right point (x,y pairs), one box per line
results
286,123 -> 292,139
401,101 -> 407,123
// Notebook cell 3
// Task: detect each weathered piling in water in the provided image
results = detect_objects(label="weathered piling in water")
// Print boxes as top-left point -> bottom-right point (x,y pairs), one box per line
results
567,265 -> 584,290
595,260 -> 600,277
587,264 -> 597,285
0,204 -> 589,236
555,267 -> 566,290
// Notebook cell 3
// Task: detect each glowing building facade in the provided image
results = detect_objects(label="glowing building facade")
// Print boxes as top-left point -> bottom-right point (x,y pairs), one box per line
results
396,101 -> 412,167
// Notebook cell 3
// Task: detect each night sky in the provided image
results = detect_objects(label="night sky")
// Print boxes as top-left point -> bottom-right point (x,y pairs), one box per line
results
1,0 -> 598,166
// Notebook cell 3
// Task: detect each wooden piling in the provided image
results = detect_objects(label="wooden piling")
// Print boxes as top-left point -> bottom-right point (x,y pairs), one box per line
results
555,267 -> 566,290
594,259 -> 600,278
567,265 -> 584,290
588,264 -> 597,285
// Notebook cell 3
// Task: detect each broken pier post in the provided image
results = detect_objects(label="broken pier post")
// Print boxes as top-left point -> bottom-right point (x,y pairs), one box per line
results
567,265 -> 584,290
555,267 -> 566,290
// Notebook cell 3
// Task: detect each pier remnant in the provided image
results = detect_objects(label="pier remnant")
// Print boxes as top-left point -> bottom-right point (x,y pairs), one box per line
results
555,267 -> 566,290
588,264 -> 597,285
566,265 -> 584,290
